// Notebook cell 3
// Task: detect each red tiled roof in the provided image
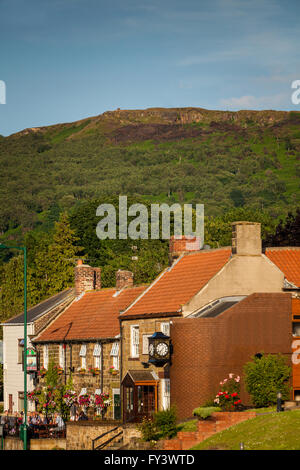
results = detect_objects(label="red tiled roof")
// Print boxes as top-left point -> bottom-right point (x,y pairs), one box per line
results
265,248 -> 300,287
121,248 -> 231,317
292,298 -> 300,315
34,286 -> 146,342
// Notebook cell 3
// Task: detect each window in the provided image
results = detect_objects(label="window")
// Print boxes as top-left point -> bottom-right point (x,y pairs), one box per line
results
142,334 -> 152,354
110,342 -> 119,370
161,378 -> 170,410
131,326 -> 139,358
293,323 -> 300,336
43,344 -> 49,369
18,392 -> 24,412
18,339 -> 24,364
59,344 -> 65,369
79,344 -> 87,369
93,343 -> 101,369
161,322 -> 170,336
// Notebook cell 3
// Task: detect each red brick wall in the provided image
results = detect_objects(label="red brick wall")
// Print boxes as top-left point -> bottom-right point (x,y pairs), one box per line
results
170,293 -> 292,421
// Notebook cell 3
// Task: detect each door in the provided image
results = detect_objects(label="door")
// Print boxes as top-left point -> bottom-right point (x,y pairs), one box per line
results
8,394 -> 13,413
136,385 -> 156,421
113,388 -> 121,420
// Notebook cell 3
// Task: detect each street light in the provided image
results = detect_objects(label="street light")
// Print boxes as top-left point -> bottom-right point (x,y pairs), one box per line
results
0,244 -> 27,450
277,391 -> 282,412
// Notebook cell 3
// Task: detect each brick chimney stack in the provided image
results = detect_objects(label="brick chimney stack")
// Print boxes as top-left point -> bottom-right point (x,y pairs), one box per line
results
75,260 -> 101,296
231,221 -> 262,256
116,270 -> 133,291
169,235 -> 202,263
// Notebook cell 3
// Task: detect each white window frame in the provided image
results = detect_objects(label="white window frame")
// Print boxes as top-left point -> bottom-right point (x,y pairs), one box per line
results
79,344 -> 87,369
161,378 -> 171,410
161,322 -> 170,336
110,342 -> 120,371
59,344 -> 65,369
142,334 -> 152,354
130,325 -> 139,358
43,344 -> 49,369
93,343 -> 101,369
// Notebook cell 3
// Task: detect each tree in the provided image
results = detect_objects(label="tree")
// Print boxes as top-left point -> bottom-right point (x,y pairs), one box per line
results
243,354 -> 291,407
263,209 -> 300,247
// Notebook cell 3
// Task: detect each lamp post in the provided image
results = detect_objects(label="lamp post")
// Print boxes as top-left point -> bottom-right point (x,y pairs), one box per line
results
0,244 -> 27,450
277,391 -> 282,413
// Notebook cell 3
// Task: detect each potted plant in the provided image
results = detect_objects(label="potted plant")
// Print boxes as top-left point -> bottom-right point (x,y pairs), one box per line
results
89,367 -> 100,376
77,367 -> 86,375
109,366 -> 118,376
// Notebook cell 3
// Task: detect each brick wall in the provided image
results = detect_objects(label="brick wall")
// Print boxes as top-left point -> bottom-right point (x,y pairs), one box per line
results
170,293 -> 292,421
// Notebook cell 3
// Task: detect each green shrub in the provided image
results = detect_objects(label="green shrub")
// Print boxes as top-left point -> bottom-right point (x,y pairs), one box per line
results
138,417 -> 158,442
244,354 -> 291,407
139,407 -> 178,441
193,406 -> 221,420
154,406 -> 177,439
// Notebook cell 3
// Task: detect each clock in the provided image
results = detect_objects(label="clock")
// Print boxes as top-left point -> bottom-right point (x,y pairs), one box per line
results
148,331 -> 171,365
149,343 -> 155,356
156,342 -> 169,357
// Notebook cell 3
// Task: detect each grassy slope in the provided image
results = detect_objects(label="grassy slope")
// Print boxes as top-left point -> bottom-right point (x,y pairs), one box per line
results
192,410 -> 300,450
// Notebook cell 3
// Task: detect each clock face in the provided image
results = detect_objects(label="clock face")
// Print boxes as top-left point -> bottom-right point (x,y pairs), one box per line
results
156,342 -> 169,357
149,343 -> 155,356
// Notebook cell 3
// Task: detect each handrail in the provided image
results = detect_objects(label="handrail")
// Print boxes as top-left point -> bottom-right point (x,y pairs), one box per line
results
94,430 -> 123,451
91,426 -> 119,450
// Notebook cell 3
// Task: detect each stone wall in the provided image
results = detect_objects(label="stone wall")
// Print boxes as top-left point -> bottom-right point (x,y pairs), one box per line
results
3,437 -> 66,451
35,340 -> 120,420
121,316 -> 174,411
66,421 -> 121,450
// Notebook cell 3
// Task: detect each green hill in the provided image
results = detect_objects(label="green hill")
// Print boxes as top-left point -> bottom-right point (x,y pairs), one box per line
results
1,107 -> 300,240
192,410 -> 300,450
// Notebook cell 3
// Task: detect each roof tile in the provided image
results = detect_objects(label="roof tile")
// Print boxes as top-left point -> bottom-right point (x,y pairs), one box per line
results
265,248 -> 300,287
121,248 -> 231,317
35,286 -> 146,342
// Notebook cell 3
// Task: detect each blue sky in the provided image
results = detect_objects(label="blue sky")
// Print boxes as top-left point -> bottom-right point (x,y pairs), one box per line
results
0,0 -> 300,136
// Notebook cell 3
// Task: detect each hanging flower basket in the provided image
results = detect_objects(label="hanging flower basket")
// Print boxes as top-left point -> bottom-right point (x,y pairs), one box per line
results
38,368 -> 47,378
78,393 -> 91,408
63,390 -> 78,407
78,368 -> 86,375
89,367 -> 100,376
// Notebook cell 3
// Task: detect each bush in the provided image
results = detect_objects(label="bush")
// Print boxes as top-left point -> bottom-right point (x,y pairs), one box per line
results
244,354 -> 291,407
154,406 -> 177,439
193,406 -> 221,420
214,373 -> 242,411
138,417 -> 158,442
138,407 -> 178,441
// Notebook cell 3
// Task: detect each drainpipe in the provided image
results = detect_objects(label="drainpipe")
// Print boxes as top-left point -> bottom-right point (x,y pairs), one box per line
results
101,340 -> 103,393
64,343 -> 67,385
119,317 -> 123,424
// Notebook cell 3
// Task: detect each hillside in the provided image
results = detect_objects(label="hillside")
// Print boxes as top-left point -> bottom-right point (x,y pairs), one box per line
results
0,107 -> 300,242
192,410 -> 300,450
